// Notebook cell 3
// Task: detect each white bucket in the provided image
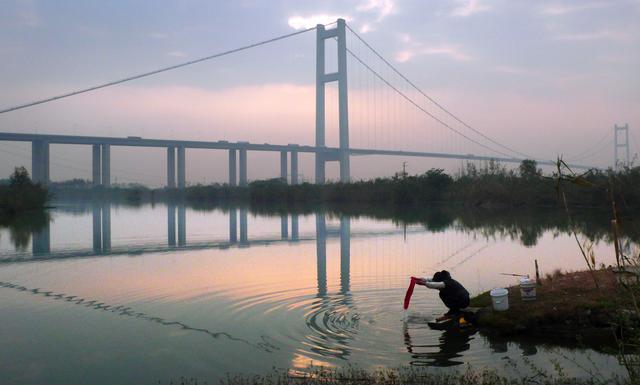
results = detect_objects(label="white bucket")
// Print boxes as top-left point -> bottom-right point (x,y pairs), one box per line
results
490,288 -> 509,311
519,277 -> 536,301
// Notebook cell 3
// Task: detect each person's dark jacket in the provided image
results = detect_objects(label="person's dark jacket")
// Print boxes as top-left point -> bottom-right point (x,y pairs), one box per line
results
432,270 -> 470,311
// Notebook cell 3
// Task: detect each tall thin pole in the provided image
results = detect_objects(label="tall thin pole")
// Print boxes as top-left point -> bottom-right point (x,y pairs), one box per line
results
614,125 -> 619,169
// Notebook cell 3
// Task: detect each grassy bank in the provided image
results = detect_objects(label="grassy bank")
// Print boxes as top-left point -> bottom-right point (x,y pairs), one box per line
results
159,365 -> 625,385
469,269 -> 637,346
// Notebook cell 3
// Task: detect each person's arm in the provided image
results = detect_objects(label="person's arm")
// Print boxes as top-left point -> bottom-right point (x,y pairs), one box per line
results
425,282 -> 445,289
416,277 -> 445,289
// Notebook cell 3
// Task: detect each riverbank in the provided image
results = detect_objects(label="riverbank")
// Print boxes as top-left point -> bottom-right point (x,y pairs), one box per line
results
47,161 -> 640,210
211,365 -> 624,385
469,269 -> 637,346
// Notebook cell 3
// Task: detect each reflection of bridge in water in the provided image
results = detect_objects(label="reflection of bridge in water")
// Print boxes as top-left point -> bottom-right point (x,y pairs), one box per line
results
29,205 -> 358,306
27,205 -> 361,262
22,205 -> 501,365
27,205 -> 360,361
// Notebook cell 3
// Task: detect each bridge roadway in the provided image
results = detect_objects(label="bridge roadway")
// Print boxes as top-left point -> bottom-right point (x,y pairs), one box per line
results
0,131 -> 591,187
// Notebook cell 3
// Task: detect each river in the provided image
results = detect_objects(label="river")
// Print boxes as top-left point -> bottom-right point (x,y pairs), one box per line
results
0,203 -> 627,384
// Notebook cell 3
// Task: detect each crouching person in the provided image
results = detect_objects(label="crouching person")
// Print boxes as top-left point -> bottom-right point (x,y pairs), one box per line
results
418,270 -> 470,317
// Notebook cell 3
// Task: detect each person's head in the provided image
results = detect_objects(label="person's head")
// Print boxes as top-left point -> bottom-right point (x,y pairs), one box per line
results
432,270 -> 451,282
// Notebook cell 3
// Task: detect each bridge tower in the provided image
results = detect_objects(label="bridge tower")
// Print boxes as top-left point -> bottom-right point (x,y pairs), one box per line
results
614,123 -> 630,169
315,19 -> 350,184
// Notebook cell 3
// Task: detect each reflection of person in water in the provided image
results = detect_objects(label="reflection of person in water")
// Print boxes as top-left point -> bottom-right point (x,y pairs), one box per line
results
403,322 -> 476,367
417,270 -> 470,317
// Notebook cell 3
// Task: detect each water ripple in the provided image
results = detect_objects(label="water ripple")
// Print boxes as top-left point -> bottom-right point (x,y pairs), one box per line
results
0,281 -> 278,353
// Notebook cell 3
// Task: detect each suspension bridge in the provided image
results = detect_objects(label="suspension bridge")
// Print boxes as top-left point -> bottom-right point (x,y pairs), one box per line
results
0,19 -> 634,186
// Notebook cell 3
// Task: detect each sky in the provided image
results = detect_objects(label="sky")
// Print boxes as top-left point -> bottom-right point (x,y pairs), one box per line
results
0,0 -> 639,186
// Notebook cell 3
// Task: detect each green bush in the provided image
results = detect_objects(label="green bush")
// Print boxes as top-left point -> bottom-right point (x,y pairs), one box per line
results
0,167 -> 49,214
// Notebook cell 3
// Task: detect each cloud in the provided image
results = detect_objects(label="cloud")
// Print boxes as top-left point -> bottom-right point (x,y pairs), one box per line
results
360,23 -> 372,33
356,0 -> 395,22
554,30 -> 633,42
287,14 -> 351,30
395,45 -> 472,62
394,34 -> 472,63
451,0 -> 491,17
167,51 -> 187,58
540,2 -> 609,16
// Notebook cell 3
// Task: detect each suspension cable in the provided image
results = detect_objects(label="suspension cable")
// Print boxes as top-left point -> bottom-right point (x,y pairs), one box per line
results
344,45 -> 516,158
345,24 -> 536,160
566,129 -> 613,161
0,26 -> 318,115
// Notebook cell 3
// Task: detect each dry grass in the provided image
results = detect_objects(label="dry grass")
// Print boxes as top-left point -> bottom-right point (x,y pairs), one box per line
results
470,269 -> 629,338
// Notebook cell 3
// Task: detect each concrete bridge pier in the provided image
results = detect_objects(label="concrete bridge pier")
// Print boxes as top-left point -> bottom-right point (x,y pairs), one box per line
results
31,140 -> 50,184
177,146 -> 185,189
280,151 -> 288,182
167,146 -> 176,188
228,149 -> 237,186
101,144 -> 110,187
92,145 -> 101,187
290,150 -> 299,185
239,149 -> 247,187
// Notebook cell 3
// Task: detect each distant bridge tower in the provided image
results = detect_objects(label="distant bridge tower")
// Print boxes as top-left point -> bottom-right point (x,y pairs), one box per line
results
614,123 -> 630,169
315,19 -> 350,184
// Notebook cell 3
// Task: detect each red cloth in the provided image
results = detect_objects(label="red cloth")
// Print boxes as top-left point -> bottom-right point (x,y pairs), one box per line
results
403,276 -> 418,310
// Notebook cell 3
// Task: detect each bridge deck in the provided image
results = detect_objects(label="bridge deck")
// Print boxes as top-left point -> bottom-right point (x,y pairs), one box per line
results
0,132 -> 592,169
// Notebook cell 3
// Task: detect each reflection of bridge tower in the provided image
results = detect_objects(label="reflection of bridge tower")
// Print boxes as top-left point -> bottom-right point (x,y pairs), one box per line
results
614,124 -> 630,169
309,213 -> 355,360
229,208 -> 238,243
32,220 -> 50,255
167,203 -> 186,246
167,204 -> 176,246
239,208 -> 248,245
177,205 -> 186,246
281,214 -> 288,239
316,214 -> 327,296
314,213 -> 351,296
315,19 -> 350,183
93,204 -> 103,250
228,207 -> 250,245
340,216 -> 350,293
90,202 -> 111,253
279,214 -> 300,241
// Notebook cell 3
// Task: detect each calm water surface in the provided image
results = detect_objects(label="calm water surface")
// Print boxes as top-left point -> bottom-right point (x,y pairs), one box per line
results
0,203 -> 626,384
